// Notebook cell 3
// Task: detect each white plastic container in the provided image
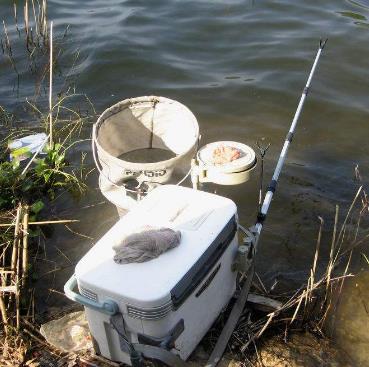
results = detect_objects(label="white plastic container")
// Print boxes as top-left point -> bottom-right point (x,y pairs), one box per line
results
193,141 -> 257,186
66,185 -> 238,364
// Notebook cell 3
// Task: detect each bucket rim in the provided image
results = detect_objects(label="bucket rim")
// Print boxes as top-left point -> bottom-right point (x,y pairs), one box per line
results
93,96 -> 199,170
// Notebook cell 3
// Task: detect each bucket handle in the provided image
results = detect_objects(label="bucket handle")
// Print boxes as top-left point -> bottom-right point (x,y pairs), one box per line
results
64,274 -> 119,316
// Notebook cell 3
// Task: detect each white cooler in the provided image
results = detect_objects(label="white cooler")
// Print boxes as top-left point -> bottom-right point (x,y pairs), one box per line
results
64,185 -> 238,365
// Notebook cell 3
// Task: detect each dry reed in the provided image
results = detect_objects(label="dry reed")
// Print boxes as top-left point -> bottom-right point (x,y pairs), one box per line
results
0,204 -> 82,365
49,20 -> 53,148
226,181 -> 368,363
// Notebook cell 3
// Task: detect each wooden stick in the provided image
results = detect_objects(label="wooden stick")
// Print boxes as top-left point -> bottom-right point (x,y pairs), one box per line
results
22,317 -> 41,334
10,205 -> 22,273
0,296 -> 8,335
49,20 -> 53,148
0,285 -> 17,293
247,293 -> 283,313
0,245 -> 9,335
22,206 -> 29,287
0,219 -> 79,227
16,209 -> 22,331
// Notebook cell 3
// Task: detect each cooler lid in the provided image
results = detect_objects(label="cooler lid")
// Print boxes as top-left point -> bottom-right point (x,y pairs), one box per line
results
75,185 -> 237,309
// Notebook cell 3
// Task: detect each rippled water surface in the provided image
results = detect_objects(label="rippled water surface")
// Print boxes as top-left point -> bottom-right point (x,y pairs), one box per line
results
1,0 -> 369,364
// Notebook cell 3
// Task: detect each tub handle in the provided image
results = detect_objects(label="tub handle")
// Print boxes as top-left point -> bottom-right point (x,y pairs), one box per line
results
64,274 -> 119,316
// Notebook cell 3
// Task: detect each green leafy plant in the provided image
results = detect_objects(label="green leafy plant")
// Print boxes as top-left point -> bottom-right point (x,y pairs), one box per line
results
0,142 -> 86,212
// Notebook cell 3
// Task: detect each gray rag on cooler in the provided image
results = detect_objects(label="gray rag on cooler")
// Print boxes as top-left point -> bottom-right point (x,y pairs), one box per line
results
112,226 -> 181,264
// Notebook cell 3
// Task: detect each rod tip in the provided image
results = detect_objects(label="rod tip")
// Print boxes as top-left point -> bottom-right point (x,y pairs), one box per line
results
319,38 -> 328,49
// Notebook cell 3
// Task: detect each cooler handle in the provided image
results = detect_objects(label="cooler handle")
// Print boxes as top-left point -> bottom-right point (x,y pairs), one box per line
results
64,274 -> 119,316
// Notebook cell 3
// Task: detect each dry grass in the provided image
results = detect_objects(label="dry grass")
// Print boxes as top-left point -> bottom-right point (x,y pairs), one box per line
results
0,205 -> 96,366
1,0 -> 49,76
225,178 -> 369,364
1,206 -> 32,333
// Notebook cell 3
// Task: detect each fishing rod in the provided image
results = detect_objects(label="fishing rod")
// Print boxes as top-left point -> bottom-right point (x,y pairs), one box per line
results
254,38 -> 328,246
206,38 -> 328,367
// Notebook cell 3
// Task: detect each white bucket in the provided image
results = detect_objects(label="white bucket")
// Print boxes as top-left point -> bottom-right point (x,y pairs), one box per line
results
92,96 -> 199,213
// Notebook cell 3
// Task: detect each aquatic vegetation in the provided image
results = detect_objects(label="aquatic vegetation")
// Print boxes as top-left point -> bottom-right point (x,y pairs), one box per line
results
0,142 -> 86,211
0,88 -> 93,213
1,0 -> 49,69
1,0 -> 72,100
0,106 -> 14,127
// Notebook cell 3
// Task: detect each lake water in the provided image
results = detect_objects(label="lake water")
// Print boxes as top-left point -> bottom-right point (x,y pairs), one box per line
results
1,0 -> 369,365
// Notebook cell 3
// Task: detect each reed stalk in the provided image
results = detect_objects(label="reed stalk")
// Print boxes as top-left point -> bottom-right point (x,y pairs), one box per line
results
21,206 -> 29,287
31,0 -> 38,39
0,239 -> 11,307
326,205 -> 339,292
49,20 -> 53,148
0,296 -> 8,335
10,205 -> 22,274
2,20 -> 12,55
15,251 -> 20,330
0,219 -> 79,227
42,0 -> 47,40
24,0 -> 29,38
229,183 -> 368,363
13,2 -> 19,34
2,20 -> 19,74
